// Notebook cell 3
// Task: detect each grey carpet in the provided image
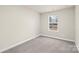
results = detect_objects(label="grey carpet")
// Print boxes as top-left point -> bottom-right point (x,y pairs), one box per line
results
3,36 -> 78,53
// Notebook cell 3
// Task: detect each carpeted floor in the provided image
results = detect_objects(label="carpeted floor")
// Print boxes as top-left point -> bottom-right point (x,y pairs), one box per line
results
3,36 -> 78,53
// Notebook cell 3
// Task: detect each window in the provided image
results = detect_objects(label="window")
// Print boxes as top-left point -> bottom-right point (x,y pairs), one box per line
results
48,16 -> 58,31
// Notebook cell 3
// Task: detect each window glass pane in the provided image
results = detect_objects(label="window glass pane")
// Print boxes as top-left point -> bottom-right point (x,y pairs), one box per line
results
48,16 -> 58,31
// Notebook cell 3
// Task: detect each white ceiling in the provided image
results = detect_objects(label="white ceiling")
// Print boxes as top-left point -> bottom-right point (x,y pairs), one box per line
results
26,5 -> 74,13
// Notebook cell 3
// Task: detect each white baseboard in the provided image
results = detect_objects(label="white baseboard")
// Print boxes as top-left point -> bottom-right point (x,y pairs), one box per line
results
0,33 -> 74,52
40,34 -> 74,42
0,34 -> 40,53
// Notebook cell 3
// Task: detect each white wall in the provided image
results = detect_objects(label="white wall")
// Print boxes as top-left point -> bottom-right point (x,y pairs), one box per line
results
40,7 -> 75,41
75,6 -> 79,51
0,6 -> 40,51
